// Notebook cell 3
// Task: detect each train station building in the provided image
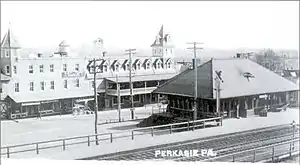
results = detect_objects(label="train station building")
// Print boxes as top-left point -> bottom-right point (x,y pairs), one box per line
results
153,58 -> 299,120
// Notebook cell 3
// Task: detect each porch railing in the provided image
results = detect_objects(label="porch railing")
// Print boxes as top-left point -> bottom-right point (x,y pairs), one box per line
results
1,117 -> 222,158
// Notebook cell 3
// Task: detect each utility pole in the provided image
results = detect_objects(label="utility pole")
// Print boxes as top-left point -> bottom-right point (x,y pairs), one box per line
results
125,49 -> 136,120
187,42 -> 203,121
116,75 -> 121,122
87,58 -> 102,145
92,59 -> 99,145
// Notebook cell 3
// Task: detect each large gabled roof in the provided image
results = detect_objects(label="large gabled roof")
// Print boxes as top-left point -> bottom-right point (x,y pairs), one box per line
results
154,58 -> 299,99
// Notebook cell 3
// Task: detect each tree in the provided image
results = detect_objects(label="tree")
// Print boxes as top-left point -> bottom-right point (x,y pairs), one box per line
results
254,49 -> 282,72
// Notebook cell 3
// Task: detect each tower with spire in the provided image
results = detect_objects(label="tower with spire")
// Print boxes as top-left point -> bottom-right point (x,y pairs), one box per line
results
151,25 -> 174,58
1,22 -> 21,77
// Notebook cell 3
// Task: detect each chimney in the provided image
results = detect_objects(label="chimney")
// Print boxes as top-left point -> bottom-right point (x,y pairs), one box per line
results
236,53 -> 241,58
37,53 -> 42,58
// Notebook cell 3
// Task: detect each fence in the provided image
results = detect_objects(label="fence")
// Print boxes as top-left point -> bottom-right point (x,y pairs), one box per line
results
203,138 -> 300,163
1,117 -> 222,158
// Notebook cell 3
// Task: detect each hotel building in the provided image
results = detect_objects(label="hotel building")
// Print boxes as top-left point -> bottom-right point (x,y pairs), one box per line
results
0,25 -> 183,119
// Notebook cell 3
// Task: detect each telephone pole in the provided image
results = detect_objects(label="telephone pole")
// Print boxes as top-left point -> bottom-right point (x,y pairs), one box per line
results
87,58 -> 102,145
125,48 -> 136,120
92,59 -> 99,145
187,42 -> 203,121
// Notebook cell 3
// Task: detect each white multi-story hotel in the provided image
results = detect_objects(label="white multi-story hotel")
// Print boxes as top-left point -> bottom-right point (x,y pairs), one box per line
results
0,25 -> 184,119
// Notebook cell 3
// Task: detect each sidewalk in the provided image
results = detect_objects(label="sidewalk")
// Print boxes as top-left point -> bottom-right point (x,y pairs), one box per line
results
1,104 -> 166,146
1,108 -> 298,160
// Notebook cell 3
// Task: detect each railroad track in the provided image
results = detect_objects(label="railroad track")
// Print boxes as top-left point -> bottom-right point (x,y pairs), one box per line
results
79,124 -> 299,161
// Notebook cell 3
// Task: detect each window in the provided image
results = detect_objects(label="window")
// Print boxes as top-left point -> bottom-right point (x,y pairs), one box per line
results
63,64 -> 67,72
133,95 -> 139,102
50,81 -> 55,90
40,81 -> 45,90
167,63 -> 171,68
75,79 -> 79,87
0,87 -> 2,93
137,63 -> 140,70
103,65 -> 107,72
113,97 -> 118,104
29,65 -> 33,74
13,66 -> 17,74
157,63 -> 161,69
29,82 -> 34,91
115,65 -> 119,72
75,64 -> 79,71
39,65 -> 44,73
92,81 -> 95,88
146,63 -> 150,69
50,64 -> 54,72
14,83 -> 19,92
6,65 -> 10,74
64,80 -> 68,89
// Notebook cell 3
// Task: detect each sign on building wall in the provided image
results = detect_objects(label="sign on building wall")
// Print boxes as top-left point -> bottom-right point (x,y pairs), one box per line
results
62,71 -> 85,78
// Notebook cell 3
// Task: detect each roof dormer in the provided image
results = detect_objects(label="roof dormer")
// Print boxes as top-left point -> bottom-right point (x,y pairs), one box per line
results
153,58 -> 163,69
165,58 -> 172,69
122,59 -> 130,71
143,59 -> 151,70
133,59 -> 141,70
111,60 -> 121,72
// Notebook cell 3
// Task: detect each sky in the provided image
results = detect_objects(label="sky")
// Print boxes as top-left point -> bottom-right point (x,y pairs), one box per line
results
1,1 -> 299,51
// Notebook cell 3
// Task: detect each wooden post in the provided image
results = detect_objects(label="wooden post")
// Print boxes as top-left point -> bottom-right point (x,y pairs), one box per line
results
36,143 -> 39,154
88,136 -> 90,146
132,131 -> 134,140
272,146 -> 275,162
151,128 -> 154,136
117,76 -> 121,122
228,100 -> 232,118
253,150 -> 256,162
110,133 -> 113,143
244,97 -> 248,110
7,147 -> 10,158
93,59 -> 99,145
63,140 -> 66,150
286,92 -> 290,104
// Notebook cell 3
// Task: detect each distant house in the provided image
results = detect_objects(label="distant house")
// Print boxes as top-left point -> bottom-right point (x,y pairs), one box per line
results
153,58 -> 299,120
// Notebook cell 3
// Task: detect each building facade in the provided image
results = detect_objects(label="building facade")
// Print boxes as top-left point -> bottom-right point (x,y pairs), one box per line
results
0,25 -> 183,119
88,25 -> 183,110
154,58 -> 299,121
